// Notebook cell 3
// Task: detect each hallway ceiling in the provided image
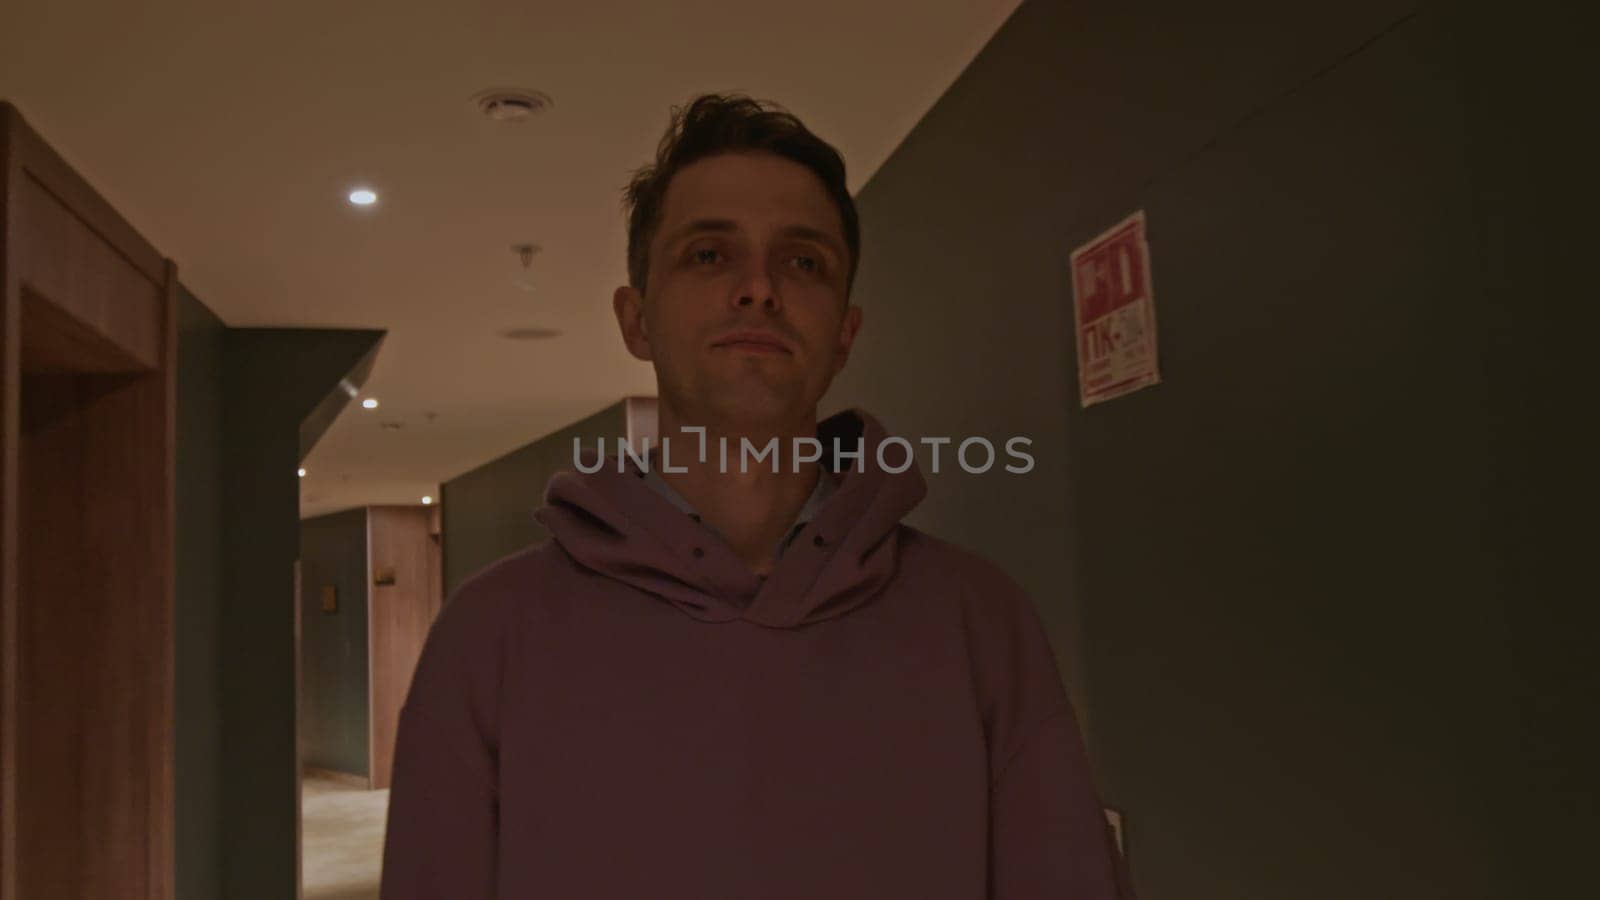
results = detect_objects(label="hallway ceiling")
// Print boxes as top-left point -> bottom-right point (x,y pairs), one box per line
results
0,0 -> 1021,517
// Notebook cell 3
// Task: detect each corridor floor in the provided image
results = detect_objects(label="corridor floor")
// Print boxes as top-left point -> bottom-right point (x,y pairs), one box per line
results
302,775 -> 389,900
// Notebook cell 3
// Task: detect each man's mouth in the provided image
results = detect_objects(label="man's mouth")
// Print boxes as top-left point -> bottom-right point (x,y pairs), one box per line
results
712,331 -> 792,354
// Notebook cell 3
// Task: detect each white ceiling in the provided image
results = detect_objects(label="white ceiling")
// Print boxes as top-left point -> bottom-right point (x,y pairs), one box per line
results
0,0 -> 1021,517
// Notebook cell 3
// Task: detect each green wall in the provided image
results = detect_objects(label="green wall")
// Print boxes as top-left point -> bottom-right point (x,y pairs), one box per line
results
175,287 -> 225,900
174,289 -> 384,900
298,507 -> 371,777
832,0 -> 1583,896
441,401 -> 629,597
217,327 -> 382,900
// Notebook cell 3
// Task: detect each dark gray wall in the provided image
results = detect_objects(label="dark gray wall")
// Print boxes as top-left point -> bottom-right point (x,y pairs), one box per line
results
834,0 -> 1583,896
217,327 -> 383,900
441,401 -> 628,597
298,507 -> 370,776
1454,1 -> 1590,889
176,298 -> 383,900
175,287 -> 224,900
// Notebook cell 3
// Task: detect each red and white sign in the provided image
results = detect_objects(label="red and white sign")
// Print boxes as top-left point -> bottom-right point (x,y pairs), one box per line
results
1070,211 -> 1160,407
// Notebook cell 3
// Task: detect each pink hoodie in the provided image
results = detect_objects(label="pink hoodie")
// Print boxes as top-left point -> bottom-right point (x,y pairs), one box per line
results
380,409 -> 1132,899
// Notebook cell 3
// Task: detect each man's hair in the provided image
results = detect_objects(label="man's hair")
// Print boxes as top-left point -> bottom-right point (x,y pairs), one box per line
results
623,93 -> 860,297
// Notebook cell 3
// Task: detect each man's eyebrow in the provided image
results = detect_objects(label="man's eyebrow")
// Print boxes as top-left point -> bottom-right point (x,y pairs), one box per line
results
664,218 -> 739,248
775,225 -> 847,260
664,219 -> 847,259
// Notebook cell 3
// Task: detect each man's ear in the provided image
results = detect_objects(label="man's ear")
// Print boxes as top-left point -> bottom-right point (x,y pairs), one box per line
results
613,285 -> 653,362
830,304 -> 863,377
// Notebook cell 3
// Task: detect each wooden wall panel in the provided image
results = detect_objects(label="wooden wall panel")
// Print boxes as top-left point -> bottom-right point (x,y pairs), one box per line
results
20,287 -> 154,374
17,366 -> 172,897
1,102 -> 175,900
12,175 -> 162,371
5,107 -> 165,286
366,507 -> 441,790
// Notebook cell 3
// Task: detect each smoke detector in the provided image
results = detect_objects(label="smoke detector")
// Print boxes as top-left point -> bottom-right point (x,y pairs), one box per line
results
472,88 -> 553,121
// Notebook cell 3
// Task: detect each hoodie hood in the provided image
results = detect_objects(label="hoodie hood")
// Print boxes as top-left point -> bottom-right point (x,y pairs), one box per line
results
533,408 -> 927,628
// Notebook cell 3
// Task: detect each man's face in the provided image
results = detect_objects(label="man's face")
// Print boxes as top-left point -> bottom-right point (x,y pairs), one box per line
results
614,151 -> 862,431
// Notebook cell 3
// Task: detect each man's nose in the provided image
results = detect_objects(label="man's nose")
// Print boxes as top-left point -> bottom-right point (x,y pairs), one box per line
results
733,257 -> 780,311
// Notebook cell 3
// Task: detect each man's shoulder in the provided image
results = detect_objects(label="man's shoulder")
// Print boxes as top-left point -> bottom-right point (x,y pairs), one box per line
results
454,541 -> 565,596
896,524 -> 1023,588
894,524 -> 1031,609
430,542 -> 569,640
895,527 -> 1072,751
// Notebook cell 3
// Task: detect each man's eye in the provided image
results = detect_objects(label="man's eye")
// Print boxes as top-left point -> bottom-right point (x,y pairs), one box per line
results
691,248 -> 722,265
791,255 -> 821,273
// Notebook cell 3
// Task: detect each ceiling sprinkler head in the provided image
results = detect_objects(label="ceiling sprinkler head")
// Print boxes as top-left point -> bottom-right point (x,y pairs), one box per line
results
472,88 -> 553,122
511,244 -> 542,292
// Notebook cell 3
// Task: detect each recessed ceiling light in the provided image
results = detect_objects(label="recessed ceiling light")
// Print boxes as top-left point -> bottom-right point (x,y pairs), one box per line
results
348,188 -> 378,206
362,398 -> 379,409
298,468 -> 307,478
421,496 -> 434,505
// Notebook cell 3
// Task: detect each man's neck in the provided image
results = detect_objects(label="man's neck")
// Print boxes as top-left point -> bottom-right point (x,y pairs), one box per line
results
653,410 -> 822,576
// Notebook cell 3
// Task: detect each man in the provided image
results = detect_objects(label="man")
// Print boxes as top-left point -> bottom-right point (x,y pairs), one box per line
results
381,93 -> 1131,899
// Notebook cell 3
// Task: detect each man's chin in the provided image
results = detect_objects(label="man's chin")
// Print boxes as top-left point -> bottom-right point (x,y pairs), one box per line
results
696,388 -> 809,432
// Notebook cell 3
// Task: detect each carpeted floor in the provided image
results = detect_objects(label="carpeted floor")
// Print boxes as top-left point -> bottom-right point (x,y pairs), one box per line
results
302,776 -> 389,900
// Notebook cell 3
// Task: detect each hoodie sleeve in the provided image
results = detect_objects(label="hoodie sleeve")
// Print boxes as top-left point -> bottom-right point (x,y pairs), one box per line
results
379,575 -> 510,900
962,556 -> 1134,899
990,704 -> 1135,899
